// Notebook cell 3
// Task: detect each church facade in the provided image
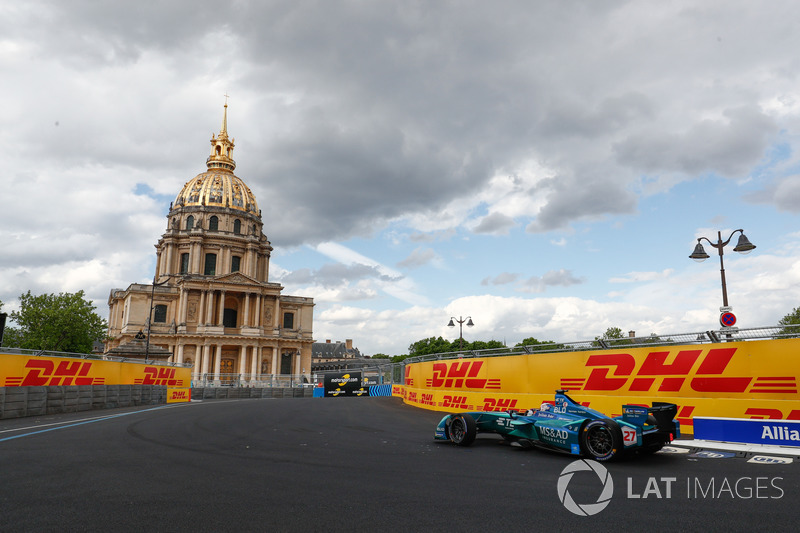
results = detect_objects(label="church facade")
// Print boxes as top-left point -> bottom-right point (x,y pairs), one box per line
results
105,103 -> 314,384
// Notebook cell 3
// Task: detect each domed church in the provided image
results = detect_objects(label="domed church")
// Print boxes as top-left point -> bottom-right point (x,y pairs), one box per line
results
105,102 -> 314,384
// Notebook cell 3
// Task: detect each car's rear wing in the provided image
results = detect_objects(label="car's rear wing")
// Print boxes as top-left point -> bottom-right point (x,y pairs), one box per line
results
621,402 -> 678,429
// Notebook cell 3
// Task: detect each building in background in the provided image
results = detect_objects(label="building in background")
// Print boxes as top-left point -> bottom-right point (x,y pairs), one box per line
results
312,339 -> 377,372
105,103 -> 314,384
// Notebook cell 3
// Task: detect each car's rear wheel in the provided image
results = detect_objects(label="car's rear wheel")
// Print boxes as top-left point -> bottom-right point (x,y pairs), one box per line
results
448,414 -> 477,446
580,420 -> 622,461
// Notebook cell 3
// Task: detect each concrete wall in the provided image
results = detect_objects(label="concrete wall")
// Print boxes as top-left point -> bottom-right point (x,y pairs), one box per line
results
0,385 -> 168,419
0,385 -> 313,420
190,387 -> 314,400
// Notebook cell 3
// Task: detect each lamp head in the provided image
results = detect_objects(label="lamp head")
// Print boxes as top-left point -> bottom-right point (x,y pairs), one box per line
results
689,242 -> 710,262
447,318 -> 455,328
466,318 -> 474,327
733,233 -> 756,254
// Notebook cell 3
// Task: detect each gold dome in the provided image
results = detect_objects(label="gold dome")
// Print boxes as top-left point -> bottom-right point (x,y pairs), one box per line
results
174,171 -> 260,215
173,102 -> 260,216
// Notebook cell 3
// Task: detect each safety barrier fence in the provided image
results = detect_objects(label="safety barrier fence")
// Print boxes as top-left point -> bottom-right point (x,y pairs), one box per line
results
394,327 -> 800,435
194,373 -> 314,388
0,347 -> 192,367
0,385 -> 169,419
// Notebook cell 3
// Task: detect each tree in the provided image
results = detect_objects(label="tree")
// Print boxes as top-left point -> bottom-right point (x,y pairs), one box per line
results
593,326 -> 632,347
466,340 -> 506,350
515,337 -> 556,347
778,307 -> 800,335
407,336 -> 454,357
9,290 -> 107,354
370,353 -> 391,359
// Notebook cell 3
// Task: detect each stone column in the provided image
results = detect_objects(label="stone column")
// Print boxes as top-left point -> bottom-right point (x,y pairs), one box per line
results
218,290 -> 226,325
207,290 -> 215,325
198,290 -> 206,325
243,292 -> 251,327
201,344 -> 210,382
238,345 -> 247,376
214,345 -> 222,385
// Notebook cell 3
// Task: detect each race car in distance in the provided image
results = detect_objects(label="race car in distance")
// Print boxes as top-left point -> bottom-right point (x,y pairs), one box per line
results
434,390 -> 679,461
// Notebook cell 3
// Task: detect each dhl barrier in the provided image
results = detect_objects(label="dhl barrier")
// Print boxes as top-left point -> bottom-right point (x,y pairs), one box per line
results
395,337 -> 800,432
0,352 -> 192,388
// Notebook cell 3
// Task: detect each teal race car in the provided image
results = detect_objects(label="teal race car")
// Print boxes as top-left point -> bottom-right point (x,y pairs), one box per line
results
434,390 -> 679,461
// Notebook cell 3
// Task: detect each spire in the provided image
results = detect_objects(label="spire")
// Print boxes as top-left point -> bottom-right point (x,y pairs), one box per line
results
207,97 -> 236,172
220,93 -> 229,138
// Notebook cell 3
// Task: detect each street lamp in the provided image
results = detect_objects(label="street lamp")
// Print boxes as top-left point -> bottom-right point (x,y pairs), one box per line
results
145,274 -> 182,363
447,316 -> 474,351
689,229 -> 756,317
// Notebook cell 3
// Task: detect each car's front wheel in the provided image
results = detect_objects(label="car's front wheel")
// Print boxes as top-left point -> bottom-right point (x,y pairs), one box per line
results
580,420 -> 622,461
448,414 -> 477,446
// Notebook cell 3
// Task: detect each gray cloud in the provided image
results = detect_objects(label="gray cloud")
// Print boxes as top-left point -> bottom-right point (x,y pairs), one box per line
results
397,248 -> 437,270
473,212 -> 516,235
518,270 -> 585,293
481,272 -> 519,286
279,263 -> 397,288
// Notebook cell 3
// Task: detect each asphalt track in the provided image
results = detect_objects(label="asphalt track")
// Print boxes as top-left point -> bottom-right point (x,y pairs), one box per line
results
0,397 -> 798,532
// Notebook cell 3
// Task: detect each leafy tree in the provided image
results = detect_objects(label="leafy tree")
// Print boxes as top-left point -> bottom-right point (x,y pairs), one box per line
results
408,336 -> 454,357
514,336 -> 564,351
9,290 -> 107,354
0,299 -> 19,347
593,326 -> 632,347
515,337 -> 555,347
467,340 -> 506,350
778,306 -> 800,335
370,353 -> 391,359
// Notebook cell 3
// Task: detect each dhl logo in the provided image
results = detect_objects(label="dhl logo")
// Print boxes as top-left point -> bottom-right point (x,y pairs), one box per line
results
440,395 -> 470,410
404,366 -> 414,387
135,367 -> 184,386
559,348 -> 798,395
419,393 -> 435,406
744,408 -> 800,420
169,390 -> 188,400
4,360 -> 104,387
480,398 -> 518,412
426,361 -> 501,390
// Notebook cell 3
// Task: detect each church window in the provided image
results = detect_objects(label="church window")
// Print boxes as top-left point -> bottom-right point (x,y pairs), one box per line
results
209,216 -> 219,231
231,256 -> 241,273
283,312 -> 294,329
233,219 -> 241,234
180,253 -> 190,274
186,215 -> 194,230
153,304 -> 167,323
204,253 -> 217,275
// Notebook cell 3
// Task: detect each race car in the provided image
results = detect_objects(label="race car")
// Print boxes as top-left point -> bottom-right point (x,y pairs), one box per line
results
434,390 -> 679,461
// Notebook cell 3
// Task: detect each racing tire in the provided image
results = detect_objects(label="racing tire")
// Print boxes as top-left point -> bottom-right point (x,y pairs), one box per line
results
580,420 -> 622,461
448,414 -> 477,447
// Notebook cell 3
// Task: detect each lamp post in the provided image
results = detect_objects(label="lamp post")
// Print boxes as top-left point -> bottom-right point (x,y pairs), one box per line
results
447,316 -> 474,351
145,274 -> 181,363
689,229 -> 756,322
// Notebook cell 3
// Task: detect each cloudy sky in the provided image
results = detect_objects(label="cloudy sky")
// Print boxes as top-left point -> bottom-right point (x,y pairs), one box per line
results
2,1 -> 800,355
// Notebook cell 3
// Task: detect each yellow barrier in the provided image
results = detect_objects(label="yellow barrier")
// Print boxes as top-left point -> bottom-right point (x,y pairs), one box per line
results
167,388 -> 192,403
0,352 -> 192,388
395,338 -> 800,429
